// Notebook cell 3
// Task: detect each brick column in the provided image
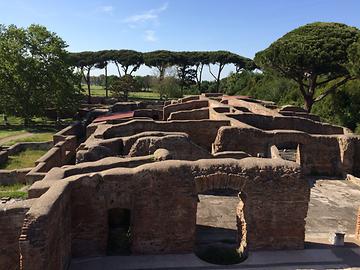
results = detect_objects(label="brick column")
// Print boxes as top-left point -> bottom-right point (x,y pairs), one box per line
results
356,207 -> 360,240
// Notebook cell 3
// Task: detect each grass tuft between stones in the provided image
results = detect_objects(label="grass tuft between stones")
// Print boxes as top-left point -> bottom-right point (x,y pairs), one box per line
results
0,183 -> 28,199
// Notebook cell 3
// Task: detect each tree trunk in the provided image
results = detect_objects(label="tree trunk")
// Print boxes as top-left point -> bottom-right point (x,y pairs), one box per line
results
124,90 -> 128,102
115,62 -> 122,77
24,117 -> 30,127
197,64 -> 204,92
159,66 -> 165,81
304,95 -> 314,112
3,114 -> 9,126
86,69 -> 91,104
216,65 -> 223,93
105,65 -> 108,98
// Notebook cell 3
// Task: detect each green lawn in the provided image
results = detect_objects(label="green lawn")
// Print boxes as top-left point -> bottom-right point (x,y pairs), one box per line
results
0,129 -> 27,140
0,115 -> 74,126
0,149 -> 48,170
0,183 -> 28,199
4,132 -> 54,146
82,85 -> 160,100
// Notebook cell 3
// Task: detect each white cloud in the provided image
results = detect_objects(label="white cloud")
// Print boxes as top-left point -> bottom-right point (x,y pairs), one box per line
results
144,30 -> 157,42
124,2 -> 168,24
100,5 -> 114,13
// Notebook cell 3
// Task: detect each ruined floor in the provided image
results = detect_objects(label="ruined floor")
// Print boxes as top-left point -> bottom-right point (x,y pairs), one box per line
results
196,178 -> 360,245
306,178 -> 360,242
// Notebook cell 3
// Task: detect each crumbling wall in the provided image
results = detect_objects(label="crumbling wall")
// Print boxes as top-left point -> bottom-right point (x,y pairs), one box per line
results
163,100 -> 208,120
19,158 -> 309,270
230,113 -> 345,135
101,119 -> 230,151
353,137 -> 360,177
128,134 -> 211,160
213,126 -> 354,176
0,200 -> 34,270
19,182 -> 72,270
168,108 -> 209,120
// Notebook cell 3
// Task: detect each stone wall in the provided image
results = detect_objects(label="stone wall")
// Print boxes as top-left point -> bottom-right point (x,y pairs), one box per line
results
163,100 -> 209,120
19,182 -> 72,270
100,119 -> 230,151
353,138 -> 360,177
0,141 -> 52,168
168,108 -> 209,120
213,126 -> 357,176
0,200 -> 34,270
230,113 -> 345,135
19,158 -> 309,269
356,207 -> 360,241
0,168 -> 32,185
128,134 -> 212,160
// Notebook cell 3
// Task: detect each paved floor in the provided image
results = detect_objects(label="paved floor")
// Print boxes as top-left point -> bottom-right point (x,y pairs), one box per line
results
306,178 -> 360,241
69,247 -> 360,269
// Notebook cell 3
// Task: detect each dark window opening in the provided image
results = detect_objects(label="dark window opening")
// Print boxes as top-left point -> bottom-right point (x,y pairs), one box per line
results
107,208 -> 131,255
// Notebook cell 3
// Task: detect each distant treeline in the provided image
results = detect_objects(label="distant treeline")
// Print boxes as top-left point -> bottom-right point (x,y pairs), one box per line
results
69,50 -> 256,102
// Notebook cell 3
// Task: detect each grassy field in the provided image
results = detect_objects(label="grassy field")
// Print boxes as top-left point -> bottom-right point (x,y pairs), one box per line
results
82,85 -> 160,100
0,149 -> 48,170
3,132 -> 54,146
0,129 -> 27,140
0,183 -> 28,199
0,115 -> 74,126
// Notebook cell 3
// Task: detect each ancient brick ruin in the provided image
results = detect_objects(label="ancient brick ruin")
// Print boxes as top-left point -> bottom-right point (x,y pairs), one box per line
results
2,94 -> 360,269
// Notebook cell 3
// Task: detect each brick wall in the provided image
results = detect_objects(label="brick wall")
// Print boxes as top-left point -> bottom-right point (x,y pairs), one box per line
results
356,207 -> 360,241
0,200 -> 34,270
19,158 -> 309,270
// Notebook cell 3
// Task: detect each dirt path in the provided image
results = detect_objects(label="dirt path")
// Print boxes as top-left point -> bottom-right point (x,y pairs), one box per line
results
0,132 -> 34,146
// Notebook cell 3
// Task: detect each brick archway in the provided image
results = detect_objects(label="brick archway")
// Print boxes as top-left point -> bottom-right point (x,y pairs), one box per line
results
195,173 -> 248,254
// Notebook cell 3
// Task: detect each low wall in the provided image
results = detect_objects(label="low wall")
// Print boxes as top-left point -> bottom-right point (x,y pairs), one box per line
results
6,141 -> 53,156
26,123 -> 83,183
0,199 -> 34,270
133,109 -> 162,120
213,126 -> 358,176
53,121 -> 84,145
0,142 -> 52,168
168,108 -> 209,120
100,119 -> 230,151
230,113 -> 345,135
0,168 -> 32,185
0,151 -> 8,164
163,100 -> 209,120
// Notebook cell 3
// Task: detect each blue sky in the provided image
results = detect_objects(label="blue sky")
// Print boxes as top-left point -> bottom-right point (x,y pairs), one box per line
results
1,0 -> 359,78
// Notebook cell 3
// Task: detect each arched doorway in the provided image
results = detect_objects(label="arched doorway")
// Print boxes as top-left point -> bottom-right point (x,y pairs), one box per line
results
195,183 -> 247,265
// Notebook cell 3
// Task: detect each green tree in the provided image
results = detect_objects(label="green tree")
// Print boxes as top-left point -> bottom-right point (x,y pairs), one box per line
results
208,51 -> 252,93
151,76 -> 182,99
348,39 -> 360,78
173,52 -> 197,94
68,51 -> 99,103
144,50 -> 176,80
110,75 -> 140,101
0,24 -> 81,125
255,22 -> 360,112
109,50 -> 143,77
